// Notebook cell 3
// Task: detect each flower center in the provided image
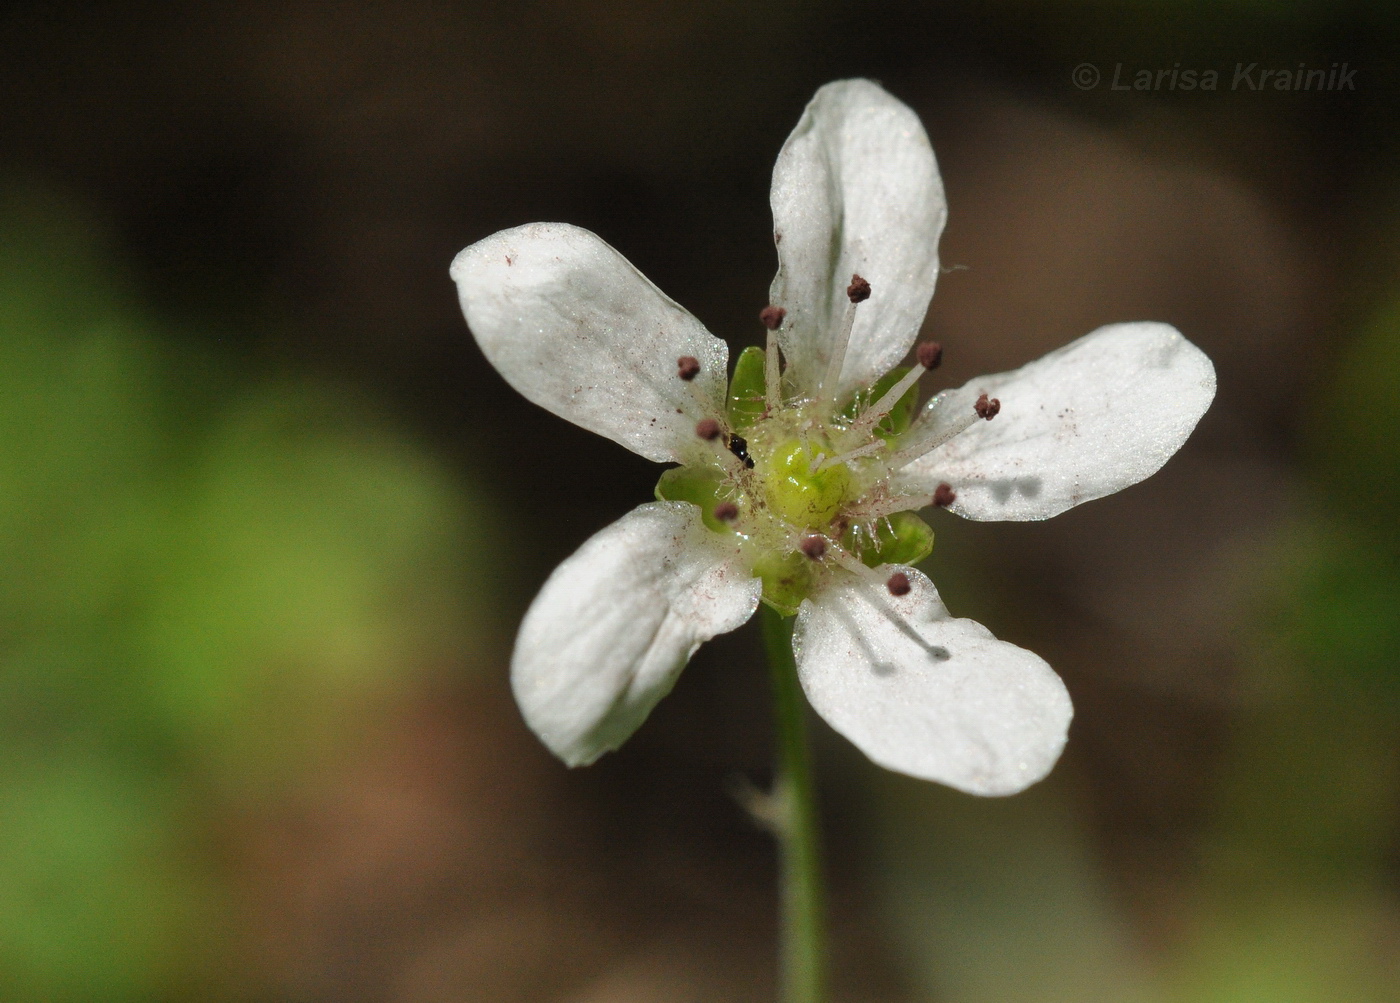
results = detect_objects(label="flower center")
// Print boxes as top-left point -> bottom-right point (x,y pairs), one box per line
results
761,437 -> 853,528
657,287 -> 998,615
656,372 -> 927,613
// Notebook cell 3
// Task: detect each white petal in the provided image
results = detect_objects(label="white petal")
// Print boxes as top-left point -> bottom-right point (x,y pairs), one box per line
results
512,501 -> 760,766
897,322 -> 1216,521
768,79 -> 947,399
452,223 -> 729,463
794,567 -> 1071,795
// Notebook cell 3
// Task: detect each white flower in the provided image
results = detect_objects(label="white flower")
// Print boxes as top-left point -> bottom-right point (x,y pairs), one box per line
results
450,79 -> 1215,796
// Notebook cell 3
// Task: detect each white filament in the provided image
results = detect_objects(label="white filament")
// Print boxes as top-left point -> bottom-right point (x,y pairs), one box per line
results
885,388 -> 982,471
848,363 -> 928,438
765,330 -> 782,413
815,438 -> 886,472
817,300 -> 859,406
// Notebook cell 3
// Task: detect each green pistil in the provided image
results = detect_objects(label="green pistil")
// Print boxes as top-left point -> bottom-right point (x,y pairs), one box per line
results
763,439 -> 853,529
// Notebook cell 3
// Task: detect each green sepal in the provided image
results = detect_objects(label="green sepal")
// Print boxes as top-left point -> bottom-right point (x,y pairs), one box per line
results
844,510 -> 934,568
753,550 -> 815,616
655,464 -> 735,533
841,366 -> 918,439
727,345 -> 768,432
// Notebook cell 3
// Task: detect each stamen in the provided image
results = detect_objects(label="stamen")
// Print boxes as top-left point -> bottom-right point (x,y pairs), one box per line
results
695,418 -> 722,441
885,388 -> 983,471
713,502 -> 739,522
677,356 -> 701,381
826,542 -> 893,589
759,306 -> 787,414
933,483 -> 956,507
974,393 -> 1001,420
886,571 -> 912,596
799,535 -> 828,560
817,274 -> 871,404
764,330 -> 782,413
821,557 -> 952,663
849,491 -> 936,521
849,360 -> 927,437
916,341 -> 943,370
814,438 -> 886,472
759,305 -> 786,330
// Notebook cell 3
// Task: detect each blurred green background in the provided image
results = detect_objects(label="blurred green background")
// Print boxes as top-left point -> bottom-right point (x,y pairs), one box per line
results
0,3 -> 1397,1000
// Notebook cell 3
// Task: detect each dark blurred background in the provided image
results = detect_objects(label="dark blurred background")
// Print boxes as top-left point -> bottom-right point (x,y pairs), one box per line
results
1,3 -> 1398,1000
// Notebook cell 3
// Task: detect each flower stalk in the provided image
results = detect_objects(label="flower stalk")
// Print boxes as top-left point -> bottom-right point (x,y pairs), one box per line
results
762,606 -> 828,1003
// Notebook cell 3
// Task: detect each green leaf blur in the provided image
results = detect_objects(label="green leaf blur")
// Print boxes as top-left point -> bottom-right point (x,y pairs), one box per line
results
0,189 -> 492,1000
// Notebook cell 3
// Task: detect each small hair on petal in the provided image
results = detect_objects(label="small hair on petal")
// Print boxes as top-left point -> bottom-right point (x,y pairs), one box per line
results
695,418 -> 722,440
799,535 -> 828,560
713,502 -> 739,522
759,305 -> 787,330
933,483 -> 956,508
846,274 -> 872,303
916,341 -> 943,369
974,393 -> 1001,420
886,571 -> 912,596
677,356 -> 701,381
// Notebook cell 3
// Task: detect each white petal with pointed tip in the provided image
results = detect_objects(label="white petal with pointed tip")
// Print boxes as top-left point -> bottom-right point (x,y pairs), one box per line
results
769,79 -> 946,400
794,567 -> 1071,795
896,322 -> 1216,521
452,223 -> 729,463
512,502 -> 761,767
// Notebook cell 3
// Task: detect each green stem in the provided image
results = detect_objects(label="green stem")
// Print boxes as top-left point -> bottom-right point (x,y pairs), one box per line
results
761,605 -> 828,1003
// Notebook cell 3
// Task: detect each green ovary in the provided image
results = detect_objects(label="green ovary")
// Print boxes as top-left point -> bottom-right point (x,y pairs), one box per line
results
763,439 -> 854,529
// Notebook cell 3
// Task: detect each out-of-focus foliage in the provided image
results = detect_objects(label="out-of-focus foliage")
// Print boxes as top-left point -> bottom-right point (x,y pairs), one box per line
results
0,189 -> 493,1000
1240,293 -> 1400,711
1175,289 -> 1400,1002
